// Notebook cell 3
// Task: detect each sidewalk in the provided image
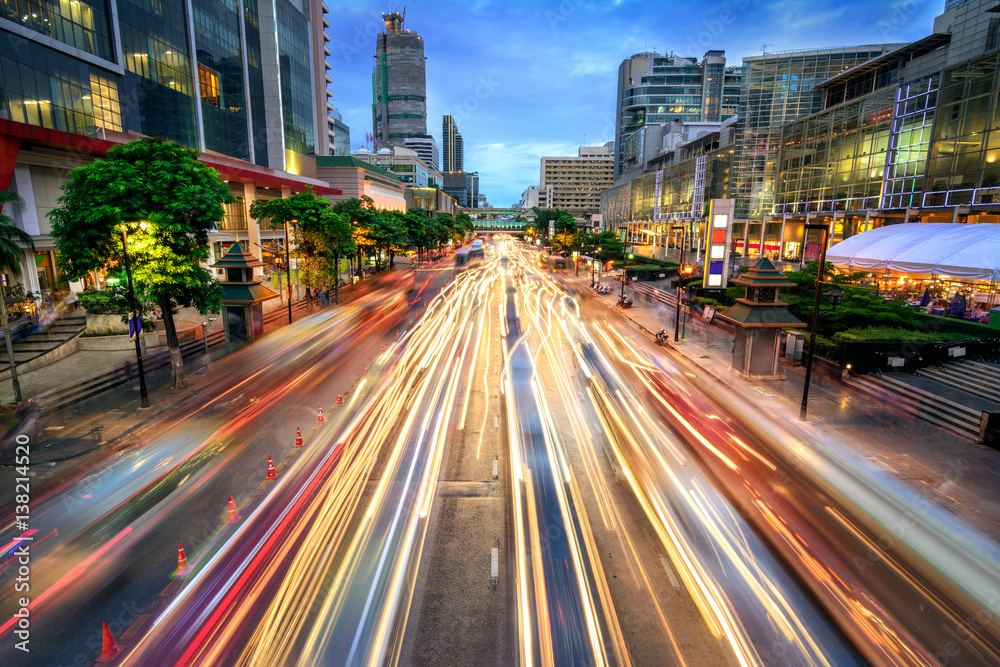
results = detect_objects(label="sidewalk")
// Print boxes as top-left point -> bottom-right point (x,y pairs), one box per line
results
569,271 -> 1000,544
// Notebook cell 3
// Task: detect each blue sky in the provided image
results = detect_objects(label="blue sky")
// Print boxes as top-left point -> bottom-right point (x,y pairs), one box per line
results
328,0 -> 941,208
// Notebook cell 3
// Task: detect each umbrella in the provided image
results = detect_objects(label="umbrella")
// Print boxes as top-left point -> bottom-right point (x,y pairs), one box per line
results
949,292 -> 963,316
919,287 -> 931,307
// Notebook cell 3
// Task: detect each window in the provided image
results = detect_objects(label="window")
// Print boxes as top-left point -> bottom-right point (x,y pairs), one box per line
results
199,64 -> 221,107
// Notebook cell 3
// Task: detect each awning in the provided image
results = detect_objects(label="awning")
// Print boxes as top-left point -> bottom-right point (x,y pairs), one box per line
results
826,223 -> 1000,281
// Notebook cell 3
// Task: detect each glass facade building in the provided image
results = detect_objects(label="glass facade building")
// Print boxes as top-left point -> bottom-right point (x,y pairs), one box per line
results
614,51 -> 741,179
733,45 -> 901,220
0,0 -> 328,170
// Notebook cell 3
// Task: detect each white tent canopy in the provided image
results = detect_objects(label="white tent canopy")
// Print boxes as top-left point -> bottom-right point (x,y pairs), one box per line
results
826,223 -> 1000,281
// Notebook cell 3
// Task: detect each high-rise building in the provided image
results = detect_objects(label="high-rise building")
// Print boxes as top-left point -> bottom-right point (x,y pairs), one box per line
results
614,51 -> 741,179
466,172 -> 480,208
372,12 -> 427,149
733,44 -> 903,220
0,0 -> 339,292
404,135 -> 440,171
541,146 -> 614,217
443,171 -> 470,207
329,110 -> 351,156
443,115 -> 464,172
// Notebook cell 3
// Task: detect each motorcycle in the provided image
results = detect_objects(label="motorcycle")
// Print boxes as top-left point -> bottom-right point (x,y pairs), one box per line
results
655,330 -> 669,346
617,296 -> 633,309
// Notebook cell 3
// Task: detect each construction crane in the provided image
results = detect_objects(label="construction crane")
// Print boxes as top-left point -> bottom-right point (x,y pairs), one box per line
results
761,43 -> 773,55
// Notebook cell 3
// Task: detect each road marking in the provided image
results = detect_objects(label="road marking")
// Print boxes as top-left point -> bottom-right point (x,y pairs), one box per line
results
43,425 -> 65,431
494,416 -> 499,430
659,556 -> 681,589
492,459 -> 498,479
491,548 -> 499,579
120,614 -> 150,642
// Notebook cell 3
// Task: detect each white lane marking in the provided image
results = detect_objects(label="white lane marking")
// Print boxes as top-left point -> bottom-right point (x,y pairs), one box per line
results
660,556 -> 681,590
491,547 -> 499,579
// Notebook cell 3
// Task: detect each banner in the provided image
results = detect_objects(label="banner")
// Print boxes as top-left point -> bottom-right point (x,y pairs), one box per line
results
128,312 -> 143,341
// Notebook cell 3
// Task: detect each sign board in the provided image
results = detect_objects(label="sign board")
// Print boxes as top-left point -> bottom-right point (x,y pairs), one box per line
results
702,199 -> 734,290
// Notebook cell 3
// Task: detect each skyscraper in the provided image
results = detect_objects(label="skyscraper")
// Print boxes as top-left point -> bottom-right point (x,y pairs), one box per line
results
372,12 -> 427,149
404,135 -> 440,172
0,0 -> 339,292
443,115 -> 464,172
0,0 -> 331,169
613,51 -> 741,178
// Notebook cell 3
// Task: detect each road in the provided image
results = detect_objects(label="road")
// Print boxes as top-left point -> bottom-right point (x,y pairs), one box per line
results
2,240 -> 1000,666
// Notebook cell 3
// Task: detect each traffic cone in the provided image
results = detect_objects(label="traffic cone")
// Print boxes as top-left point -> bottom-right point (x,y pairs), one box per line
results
294,426 -> 304,447
317,406 -> 325,423
176,543 -> 189,574
362,364 -> 368,375
381,344 -> 386,353
266,456 -> 278,479
226,496 -> 239,524
95,621 -> 122,662
396,329 -> 400,340
336,392 -> 344,404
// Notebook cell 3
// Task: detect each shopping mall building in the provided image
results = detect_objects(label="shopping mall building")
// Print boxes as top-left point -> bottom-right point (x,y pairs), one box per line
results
601,0 -> 1000,270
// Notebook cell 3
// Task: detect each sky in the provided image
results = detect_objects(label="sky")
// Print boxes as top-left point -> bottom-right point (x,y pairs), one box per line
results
328,0 -> 941,208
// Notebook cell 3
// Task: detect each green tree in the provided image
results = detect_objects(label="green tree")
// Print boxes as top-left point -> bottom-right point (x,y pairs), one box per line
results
370,210 -> 407,271
0,190 -> 35,403
404,208 -> 432,263
249,190 -> 353,297
50,138 -> 233,389
332,196 -> 380,278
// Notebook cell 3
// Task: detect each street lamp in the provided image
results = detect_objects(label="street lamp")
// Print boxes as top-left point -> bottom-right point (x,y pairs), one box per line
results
800,223 -> 841,421
120,221 -> 150,408
201,317 -> 216,370
672,223 -> 686,342
286,218 -> 296,324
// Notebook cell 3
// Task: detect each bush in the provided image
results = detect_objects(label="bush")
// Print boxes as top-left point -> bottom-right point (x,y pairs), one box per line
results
79,290 -> 128,314
831,326 -> 967,345
694,297 -> 725,309
913,312 -> 1000,339
632,255 -> 678,269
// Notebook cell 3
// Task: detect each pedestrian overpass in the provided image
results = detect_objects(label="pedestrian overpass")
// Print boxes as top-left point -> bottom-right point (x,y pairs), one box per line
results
462,208 -> 532,234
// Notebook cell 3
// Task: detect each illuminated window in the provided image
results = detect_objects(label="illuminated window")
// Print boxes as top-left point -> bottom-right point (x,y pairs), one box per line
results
89,73 -> 122,131
199,65 -> 221,107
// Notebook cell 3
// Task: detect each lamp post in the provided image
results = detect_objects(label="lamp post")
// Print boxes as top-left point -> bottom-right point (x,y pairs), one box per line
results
286,218 -> 296,324
800,223 -> 843,421
620,235 -> 633,303
672,223 -> 686,342
201,317 -> 216,370
120,224 -> 150,408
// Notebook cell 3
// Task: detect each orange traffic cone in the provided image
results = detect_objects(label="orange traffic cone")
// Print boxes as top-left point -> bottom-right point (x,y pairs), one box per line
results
95,621 -> 122,662
317,406 -> 325,423
266,456 -> 278,479
226,496 -> 239,524
381,344 -> 386,353
362,364 -> 368,375
294,426 -> 304,447
176,542 -> 189,574
396,329 -> 400,340
336,392 -> 344,404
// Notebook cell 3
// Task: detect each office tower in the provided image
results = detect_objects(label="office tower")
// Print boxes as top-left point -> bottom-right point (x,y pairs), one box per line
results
614,51 -> 741,178
466,172 -> 479,208
443,171 -> 470,206
541,146 -> 614,217
0,0 -> 338,293
372,11 -> 427,149
0,0 -> 331,169
443,115 -> 464,172
404,135 -> 440,171
733,44 -> 902,220
329,110 -> 351,156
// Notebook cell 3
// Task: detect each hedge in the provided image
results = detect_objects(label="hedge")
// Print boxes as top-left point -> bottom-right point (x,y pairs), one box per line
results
913,312 -> 1000,339
633,254 -> 678,269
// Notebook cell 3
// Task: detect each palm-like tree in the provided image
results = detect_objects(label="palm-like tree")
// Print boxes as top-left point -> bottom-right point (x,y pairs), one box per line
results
0,189 -> 35,403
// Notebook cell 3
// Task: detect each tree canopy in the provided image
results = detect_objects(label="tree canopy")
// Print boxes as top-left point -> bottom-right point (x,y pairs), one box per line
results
0,190 -> 34,277
49,137 -> 234,388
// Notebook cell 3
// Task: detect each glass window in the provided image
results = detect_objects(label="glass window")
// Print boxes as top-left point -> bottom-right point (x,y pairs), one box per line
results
199,64 -> 221,107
